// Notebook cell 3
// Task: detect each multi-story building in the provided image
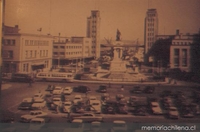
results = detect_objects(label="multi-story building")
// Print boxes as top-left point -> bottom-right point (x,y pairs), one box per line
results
144,9 -> 158,55
52,37 -> 92,66
87,10 -> 101,59
170,32 -> 198,72
2,25 -> 53,74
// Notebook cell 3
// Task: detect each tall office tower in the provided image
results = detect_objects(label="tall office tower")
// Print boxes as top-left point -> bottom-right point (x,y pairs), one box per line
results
144,9 -> 158,55
87,10 -> 101,59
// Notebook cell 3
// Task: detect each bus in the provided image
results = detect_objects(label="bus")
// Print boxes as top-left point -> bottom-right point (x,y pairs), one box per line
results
11,73 -> 34,82
36,72 -> 74,82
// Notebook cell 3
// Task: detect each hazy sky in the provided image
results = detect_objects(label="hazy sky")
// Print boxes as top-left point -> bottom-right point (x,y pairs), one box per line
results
4,0 -> 200,43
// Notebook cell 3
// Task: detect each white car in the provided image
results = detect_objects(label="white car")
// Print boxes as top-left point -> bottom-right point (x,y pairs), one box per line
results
168,107 -> 179,119
150,102 -> 163,115
52,86 -> 63,95
90,100 -> 102,114
62,101 -> 72,113
52,97 -> 62,107
33,93 -> 44,100
31,98 -> 46,110
20,111 -> 47,123
88,96 -> 97,105
73,95 -> 83,105
63,87 -> 73,95
112,120 -> 127,132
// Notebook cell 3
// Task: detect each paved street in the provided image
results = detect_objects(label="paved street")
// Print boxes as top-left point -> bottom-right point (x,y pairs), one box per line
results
1,81 -> 200,124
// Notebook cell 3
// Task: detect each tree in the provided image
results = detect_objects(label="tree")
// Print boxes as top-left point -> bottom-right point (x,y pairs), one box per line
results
147,38 -> 172,67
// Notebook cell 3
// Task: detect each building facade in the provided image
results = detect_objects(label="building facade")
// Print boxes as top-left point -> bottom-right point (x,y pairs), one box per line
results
2,32 -> 53,74
144,9 -> 158,55
170,33 -> 195,72
87,10 -> 101,59
52,37 -> 92,66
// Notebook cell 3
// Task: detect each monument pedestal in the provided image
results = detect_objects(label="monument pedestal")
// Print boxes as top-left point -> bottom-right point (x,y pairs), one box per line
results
110,60 -> 126,72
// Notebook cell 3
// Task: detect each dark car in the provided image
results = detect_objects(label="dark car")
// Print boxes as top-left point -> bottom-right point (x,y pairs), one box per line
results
101,93 -> 110,102
18,102 -> 32,110
144,86 -> 155,94
74,85 -> 91,93
97,85 -> 107,93
103,105 -> 116,114
130,86 -> 143,94
116,104 -> 128,114
46,85 -> 55,92
45,93 -> 53,105
134,106 -> 147,116
160,90 -> 172,97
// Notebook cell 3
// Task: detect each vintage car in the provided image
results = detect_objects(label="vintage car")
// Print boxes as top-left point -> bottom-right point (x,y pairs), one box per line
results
20,111 -> 47,123
150,102 -> 163,115
69,113 -> 103,122
31,98 -> 46,110
52,86 -> 63,95
168,107 -> 179,119
62,101 -> 72,113
63,86 -> 73,95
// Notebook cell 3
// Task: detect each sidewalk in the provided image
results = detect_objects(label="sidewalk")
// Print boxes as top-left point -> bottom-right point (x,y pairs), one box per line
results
1,84 -> 12,90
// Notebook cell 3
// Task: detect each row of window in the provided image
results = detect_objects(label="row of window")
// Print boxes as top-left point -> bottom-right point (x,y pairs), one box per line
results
53,51 -> 82,55
2,39 -> 16,46
25,50 -> 48,58
2,50 -> 13,58
148,23 -> 154,27
148,33 -> 154,37
147,37 -> 154,41
53,46 -> 83,49
23,63 -> 29,72
25,40 -> 49,46
174,58 -> 187,67
172,42 -> 191,45
148,28 -> 154,31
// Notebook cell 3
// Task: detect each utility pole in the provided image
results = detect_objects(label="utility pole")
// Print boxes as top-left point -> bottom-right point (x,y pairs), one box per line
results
1,0 -> 5,91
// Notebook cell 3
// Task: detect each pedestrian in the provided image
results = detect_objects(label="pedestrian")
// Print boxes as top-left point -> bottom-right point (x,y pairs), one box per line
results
85,91 -> 88,97
28,77 -> 32,87
121,85 -> 124,91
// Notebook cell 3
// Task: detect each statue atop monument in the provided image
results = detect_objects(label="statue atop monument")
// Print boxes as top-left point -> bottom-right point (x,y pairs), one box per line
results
116,29 -> 121,41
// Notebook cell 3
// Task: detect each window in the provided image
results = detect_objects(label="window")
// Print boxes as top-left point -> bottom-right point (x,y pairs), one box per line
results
30,51 -> 32,57
174,49 -> 179,56
25,51 -> 28,58
182,49 -> 187,67
53,52 -> 58,55
60,46 -> 65,49
35,50 -> 37,57
40,50 -> 42,57
60,52 -> 65,55
46,50 -> 48,56
53,46 -> 58,49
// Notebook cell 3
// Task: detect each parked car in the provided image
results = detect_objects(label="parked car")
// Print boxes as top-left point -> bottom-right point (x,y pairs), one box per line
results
102,100 -> 118,114
73,95 -> 83,105
31,99 -> 46,110
74,85 -> 91,93
88,96 -> 97,105
18,98 -> 33,110
181,107 -> 194,118
63,86 -> 73,95
116,94 -> 124,101
20,111 -> 47,123
130,86 -> 143,94
168,107 -> 179,119
62,101 -> 72,113
97,85 -> 107,93
52,86 -> 63,95
33,93 -> 44,100
134,106 -> 147,116
150,102 -> 163,115
112,120 -> 127,132
45,93 -> 53,105
69,113 -> 103,122
116,104 -> 128,114
45,85 -> 55,92
101,93 -> 110,102
89,100 -> 102,114
52,97 -> 62,107
144,86 -> 155,94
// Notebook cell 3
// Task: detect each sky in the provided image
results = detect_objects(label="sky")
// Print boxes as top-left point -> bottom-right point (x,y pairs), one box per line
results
4,0 -> 200,43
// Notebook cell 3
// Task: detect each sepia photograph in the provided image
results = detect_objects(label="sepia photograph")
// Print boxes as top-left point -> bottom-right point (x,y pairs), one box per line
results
0,0 -> 200,131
